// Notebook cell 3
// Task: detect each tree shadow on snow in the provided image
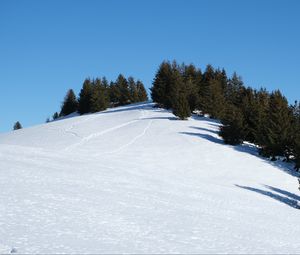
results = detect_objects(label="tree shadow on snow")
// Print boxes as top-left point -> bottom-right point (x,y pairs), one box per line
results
189,126 -> 219,135
181,114 -> 300,178
235,184 -> 300,209
179,132 -> 224,145
141,116 -> 178,121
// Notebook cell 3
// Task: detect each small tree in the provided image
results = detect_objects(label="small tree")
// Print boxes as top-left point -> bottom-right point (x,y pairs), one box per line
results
13,121 -> 22,130
136,80 -> 148,102
78,79 -> 94,114
90,78 -> 109,112
172,92 -> 191,120
219,105 -> 246,145
60,89 -> 78,116
52,112 -> 59,120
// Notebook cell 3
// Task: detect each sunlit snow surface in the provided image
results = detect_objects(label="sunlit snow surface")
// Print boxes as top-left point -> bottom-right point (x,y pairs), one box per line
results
0,102 -> 299,254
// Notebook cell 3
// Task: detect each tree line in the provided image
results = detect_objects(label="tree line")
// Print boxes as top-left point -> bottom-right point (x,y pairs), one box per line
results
151,60 -> 300,170
13,74 -> 148,131
56,74 -> 148,117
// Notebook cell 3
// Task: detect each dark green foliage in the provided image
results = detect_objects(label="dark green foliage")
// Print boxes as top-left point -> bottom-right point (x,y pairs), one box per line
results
199,64 -> 215,113
151,61 -> 173,108
60,89 -> 79,116
290,101 -> 300,169
225,72 -> 244,107
183,64 -> 201,112
259,90 -> 292,160
219,105 -> 246,145
90,78 -> 109,112
136,81 -> 148,102
13,121 -> 22,130
115,74 -> 131,106
52,112 -> 59,120
172,92 -> 191,120
109,81 -> 121,107
78,79 -> 94,114
170,63 -> 191,120
128,77 -> 139,103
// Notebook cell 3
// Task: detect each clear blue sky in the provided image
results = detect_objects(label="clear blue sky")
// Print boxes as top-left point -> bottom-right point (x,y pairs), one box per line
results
0,0 -> 299,132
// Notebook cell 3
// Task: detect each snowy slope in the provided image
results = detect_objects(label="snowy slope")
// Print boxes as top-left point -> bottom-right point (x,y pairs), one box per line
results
0,102 -> 299,254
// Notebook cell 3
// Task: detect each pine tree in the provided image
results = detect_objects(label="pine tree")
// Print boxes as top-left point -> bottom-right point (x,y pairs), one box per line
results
260,90 -> 292,160
136,80 -> 148,102
52,112 -> 59,120
183,64 -> 201,112
219,104 -> 246,145
198,64 -> 216,114
151,61 -> 173,108
206,79 -> 227,119
78,79 -> 93,114
252,88 -> 270,145
291,101 -> 300,169
13,121 -> 22,130
171,64 -> 191,120
225,72 -> 244,107
128,77 -> 139,103
115,74 -> 130,105
90,78 -> 109,112
60,89 -> 79,116
109,81 -> 121,107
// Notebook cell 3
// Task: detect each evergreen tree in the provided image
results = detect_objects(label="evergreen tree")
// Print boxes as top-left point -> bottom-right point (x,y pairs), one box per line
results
172,91 -> 191,120
252,88 -> 270,145
183,64 -> 201,112
260,90 -> 292,160
170,63 -> 191,120
136,80 -> 148,102
13,121 -> 22,130
291,101 -> 300,169
52,112 -> 59,120
206,79 -> 227,119
219,104 -> 246,145
115,74 -> 130,105
151,61 -> 173,108
109,81 -> 121,107
199,64 -> 215,114
90,78 -> 109,112
128,76 -> 139,103
225,72 -> 244,107
60,89 -> 79,116
78,79 -> 93,114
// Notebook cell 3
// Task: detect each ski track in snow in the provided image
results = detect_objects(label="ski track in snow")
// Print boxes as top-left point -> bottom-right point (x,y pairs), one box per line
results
103,119 -> 153,155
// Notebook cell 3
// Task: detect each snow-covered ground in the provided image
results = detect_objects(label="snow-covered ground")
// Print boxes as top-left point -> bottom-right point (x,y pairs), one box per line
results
0,102 -> 299,254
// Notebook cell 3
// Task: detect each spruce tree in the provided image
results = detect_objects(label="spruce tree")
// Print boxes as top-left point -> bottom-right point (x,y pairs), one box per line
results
78,79 -> 93,114
183,64 -> 201,112
13,121 -> 22,130
115,74 -> 130,105
151,61 -> 173,108
291,101 -> 300,169
172,92 -> 191,120
225,72 -> 244,107
128,77 -> 139,103
260,90 -> 292,160
171,63 -> 191,120
197,64 -> 218,115
136,80 -> 148,102
219,104 -> 246,145
90,78 -> 109,112
52,112 -> 59,120
60,89 -> 79,116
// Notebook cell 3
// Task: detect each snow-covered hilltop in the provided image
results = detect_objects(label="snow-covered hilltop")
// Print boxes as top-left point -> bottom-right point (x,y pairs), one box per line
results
0,102 -> 299,254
